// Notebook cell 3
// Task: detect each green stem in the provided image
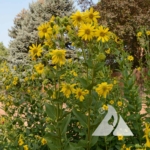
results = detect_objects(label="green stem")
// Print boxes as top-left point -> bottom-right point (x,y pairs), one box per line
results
87,67 -> 95,150
87,90 -> 92,150
105,136 -> 107,150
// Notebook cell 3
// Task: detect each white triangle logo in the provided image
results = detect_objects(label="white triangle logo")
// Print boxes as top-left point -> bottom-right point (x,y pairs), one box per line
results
92,105 -> 133,136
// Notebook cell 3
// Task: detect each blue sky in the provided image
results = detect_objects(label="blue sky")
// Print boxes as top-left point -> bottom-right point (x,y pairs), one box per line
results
0,0 -> 98,48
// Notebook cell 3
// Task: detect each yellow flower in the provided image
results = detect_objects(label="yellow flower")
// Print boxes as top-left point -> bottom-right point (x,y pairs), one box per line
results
105,48 -> 110,54
74,88 -> 89,101
44,39 -> 53,47
12,80 -> 18,85
52,24 -> 59,35
23,145 -> 29,150
95,82 -> 113,98
70,11 -> 85,26
66,25 -> 71,31
122,144 -> 132,150
118,135 -> 123,140
145,136 -> 150,148
18,138 -> 24,146
137,32 -> 142,37
146,31 -> 150,36
0,117 -> 5,124
49,15 -> 55,24
49,49 -> 66,66
41,138 -> 47,145
6,85 -> 10,90
136,67 -> 141,71
102,104 -> 108,110
84,7 -> 100,23
109,100 -> 114,105
115,36 -> 123,44
61,83 -> 76,98
117,101 -> 122,107
144,123 -> 150,148
37,22 -> 52,38
67,58 -> 72,63
78,23 -> 95,41
29,44 -> 43,59
95,26 -> 111,42
51,91 -> 56,99
70,70 -> 78,77
53,66 -> 57,70
113,79 -> 117,84
127,55 -> 134,61
34,63 -> 44,74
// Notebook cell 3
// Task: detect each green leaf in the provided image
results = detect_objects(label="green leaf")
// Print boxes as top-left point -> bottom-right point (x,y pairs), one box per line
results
78,78 -> 88,88
47,142 -> 60,150
106,136 -> 114,142
65,142 -> 84,150
72,109 -> 87,127
45,103 -> 57,120
60,114 -> 71,135
90,136 -> 98,147
78,139 -> 88,147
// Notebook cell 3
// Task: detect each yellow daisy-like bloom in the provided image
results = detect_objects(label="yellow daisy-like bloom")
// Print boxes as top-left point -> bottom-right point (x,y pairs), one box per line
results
137,32 -> 142,37
95,82 -> 113,98
29,44 -> 43,59
102,104 -> 108,110
44,39 -> 53,47
37,22 -> 52,39
127,55 -> 134,61
95,26 -> 111,42
23,145 -> 29,150
61,83 -> 76,98
121,144 -> 132,150
49,49 -> 66,66
70,11 -> 85,26
144,123 -> 150,148
18,138 -> 24,146
113,79 -> 118,84
85,7 -> 100,23
146,31 -> 150,36
70,70 -> 78,77
136,67 -> 141,71
12,80 -> 18,85
117,101 -> 122,107
49,15 -> 55,24
78,23 -> 95,41
105,48 -> 110,54
34,63 -> 44,74
115,36 -> 123,44
74,88 -> 89,102
41,138 -> 47,145
118,135 -> 123,140
52,24 -> 59,36
0,117 -> 5,124
109,100 -> 114,105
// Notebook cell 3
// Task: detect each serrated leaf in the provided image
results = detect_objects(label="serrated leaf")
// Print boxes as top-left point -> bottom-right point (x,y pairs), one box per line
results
60,114 -> 71,135
45,103 -> 57,120
72,109 -> 87,127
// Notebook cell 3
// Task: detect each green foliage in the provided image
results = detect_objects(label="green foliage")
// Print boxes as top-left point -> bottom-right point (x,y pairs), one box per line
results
0,42 -> 8,62
8,0 -> 74,65
0,7 -> 150,150
94,0 -> 150,67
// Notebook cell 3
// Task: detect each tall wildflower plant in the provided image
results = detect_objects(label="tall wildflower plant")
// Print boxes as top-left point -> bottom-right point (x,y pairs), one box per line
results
0,8 -> 150,150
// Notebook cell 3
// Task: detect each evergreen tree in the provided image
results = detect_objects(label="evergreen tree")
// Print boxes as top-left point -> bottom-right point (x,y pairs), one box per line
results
0,42 -> 8,62
8,0 -> 74,65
